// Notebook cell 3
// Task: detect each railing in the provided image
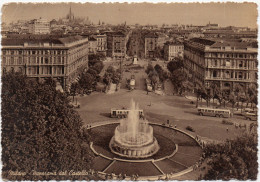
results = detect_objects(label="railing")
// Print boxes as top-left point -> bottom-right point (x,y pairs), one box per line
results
207,65 -> 257,70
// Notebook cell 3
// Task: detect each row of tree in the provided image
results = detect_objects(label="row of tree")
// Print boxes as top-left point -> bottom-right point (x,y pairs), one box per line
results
195,82 -> 257,110
167,58 -> 190,95
2,72 -> 94,180
145,63 -> 168,90
70,54 -> 104,96
103,65 -> 121,85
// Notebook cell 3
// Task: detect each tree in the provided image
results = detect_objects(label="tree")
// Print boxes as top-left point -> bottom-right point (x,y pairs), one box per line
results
2,72 -> 94,180
70,82 -> 80,101
103,66 -> 121,85
203,134 -> 257,180
148,70 -> 159,89
154,64 -> 168,82
145,63 -> 154,75
229,91 -> 236,111
79,72 -> 95,91
167,58 -> 183,73
170,69 -> 187,95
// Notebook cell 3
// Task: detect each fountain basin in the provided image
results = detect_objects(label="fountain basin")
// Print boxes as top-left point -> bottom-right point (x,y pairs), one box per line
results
109,135 -> 160,158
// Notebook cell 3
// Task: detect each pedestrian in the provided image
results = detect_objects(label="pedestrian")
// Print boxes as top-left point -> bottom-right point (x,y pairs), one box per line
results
226,127 -> 229,132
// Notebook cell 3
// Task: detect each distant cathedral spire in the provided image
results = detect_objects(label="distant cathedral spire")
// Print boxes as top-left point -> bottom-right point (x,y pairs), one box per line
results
67,5 -> 74,21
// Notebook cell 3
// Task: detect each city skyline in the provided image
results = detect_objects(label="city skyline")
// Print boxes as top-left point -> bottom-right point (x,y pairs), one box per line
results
2,2 -> 258,28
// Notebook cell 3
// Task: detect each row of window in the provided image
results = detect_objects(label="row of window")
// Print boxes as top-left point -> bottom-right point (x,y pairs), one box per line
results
208,59 -> 257,68
2,56 -> 66,65
205,52 -> 257,59
2,50 -> 66,55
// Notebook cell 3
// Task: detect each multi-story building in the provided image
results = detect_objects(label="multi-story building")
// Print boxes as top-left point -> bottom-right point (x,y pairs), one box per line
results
164,41 -> 184,61
88,37 -> 97,55
96,34 -> 107,55
144,32 -> 158,58
1,35 -> 89,91
184,38 -> 258,90
28,18 -> 50,34
107,32 -> 127,59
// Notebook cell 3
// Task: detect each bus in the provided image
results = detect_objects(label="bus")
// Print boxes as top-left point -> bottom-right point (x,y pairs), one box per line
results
197,107 -> 231,118
110,108 -> 144,119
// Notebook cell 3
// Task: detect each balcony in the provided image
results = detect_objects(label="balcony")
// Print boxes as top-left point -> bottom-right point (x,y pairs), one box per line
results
207,65 -> 257,71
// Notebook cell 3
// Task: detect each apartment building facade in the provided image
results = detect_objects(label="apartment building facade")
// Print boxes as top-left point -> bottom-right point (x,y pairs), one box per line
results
164,41 -> 184,61
88,37 -> 97,55
184,38 -> 257,90
28,18 -> 50,34
2,35 -> 89,91
96,34 -> 107,55
144,32 -> 158,58
107,32 -> 127,59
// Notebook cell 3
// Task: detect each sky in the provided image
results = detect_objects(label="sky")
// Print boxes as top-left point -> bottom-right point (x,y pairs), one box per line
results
1,2 -> 258,28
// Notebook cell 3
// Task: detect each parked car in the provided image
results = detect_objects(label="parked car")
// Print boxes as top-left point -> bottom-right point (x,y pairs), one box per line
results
244,111 -> 257,121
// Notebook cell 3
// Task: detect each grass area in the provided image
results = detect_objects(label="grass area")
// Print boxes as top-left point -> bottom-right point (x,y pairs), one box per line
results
88,123 -> 203,176
106,161 -> 162,176
155,159 -> 186,174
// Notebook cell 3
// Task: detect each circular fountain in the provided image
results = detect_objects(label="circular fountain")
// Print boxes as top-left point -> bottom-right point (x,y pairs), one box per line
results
109,100 -> 160,158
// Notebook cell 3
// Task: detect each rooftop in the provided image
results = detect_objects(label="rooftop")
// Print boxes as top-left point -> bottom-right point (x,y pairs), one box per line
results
189,38 -> 216,46
2,35 -> 87,46
145,32 -> 159,38
188,38 -> 257,49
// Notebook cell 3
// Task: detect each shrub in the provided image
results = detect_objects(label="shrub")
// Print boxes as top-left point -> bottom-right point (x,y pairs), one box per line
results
186,126 -> 195,132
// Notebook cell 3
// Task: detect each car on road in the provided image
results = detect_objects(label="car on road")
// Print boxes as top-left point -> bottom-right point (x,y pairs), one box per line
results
244,111 -> 257,121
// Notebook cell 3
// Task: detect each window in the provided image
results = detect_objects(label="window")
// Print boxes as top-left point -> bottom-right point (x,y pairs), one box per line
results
239,61 -> 243,68
225,71 -> 230,78
238,72 -> 243,79
18,57 -> 23,64
10,57 -> 14,65
226,60 -> 231,67
213,70 -> 217,78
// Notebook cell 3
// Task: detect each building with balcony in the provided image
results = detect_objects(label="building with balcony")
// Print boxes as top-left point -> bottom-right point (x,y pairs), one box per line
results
107,31 -> 127,59
1,35 -> 89,91
184,38 -> 258,90
164,41 -> 184,61
28,18 -> 50,34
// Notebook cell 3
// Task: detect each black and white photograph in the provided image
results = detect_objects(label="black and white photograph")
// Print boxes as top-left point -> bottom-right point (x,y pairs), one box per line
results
1,1 -> 258,181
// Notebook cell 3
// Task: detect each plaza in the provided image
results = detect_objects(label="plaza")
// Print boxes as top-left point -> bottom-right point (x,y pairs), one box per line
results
75,60 -> 253,180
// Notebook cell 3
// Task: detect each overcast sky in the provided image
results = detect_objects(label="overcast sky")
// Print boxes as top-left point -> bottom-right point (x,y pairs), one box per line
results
1,2 -> 258,28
